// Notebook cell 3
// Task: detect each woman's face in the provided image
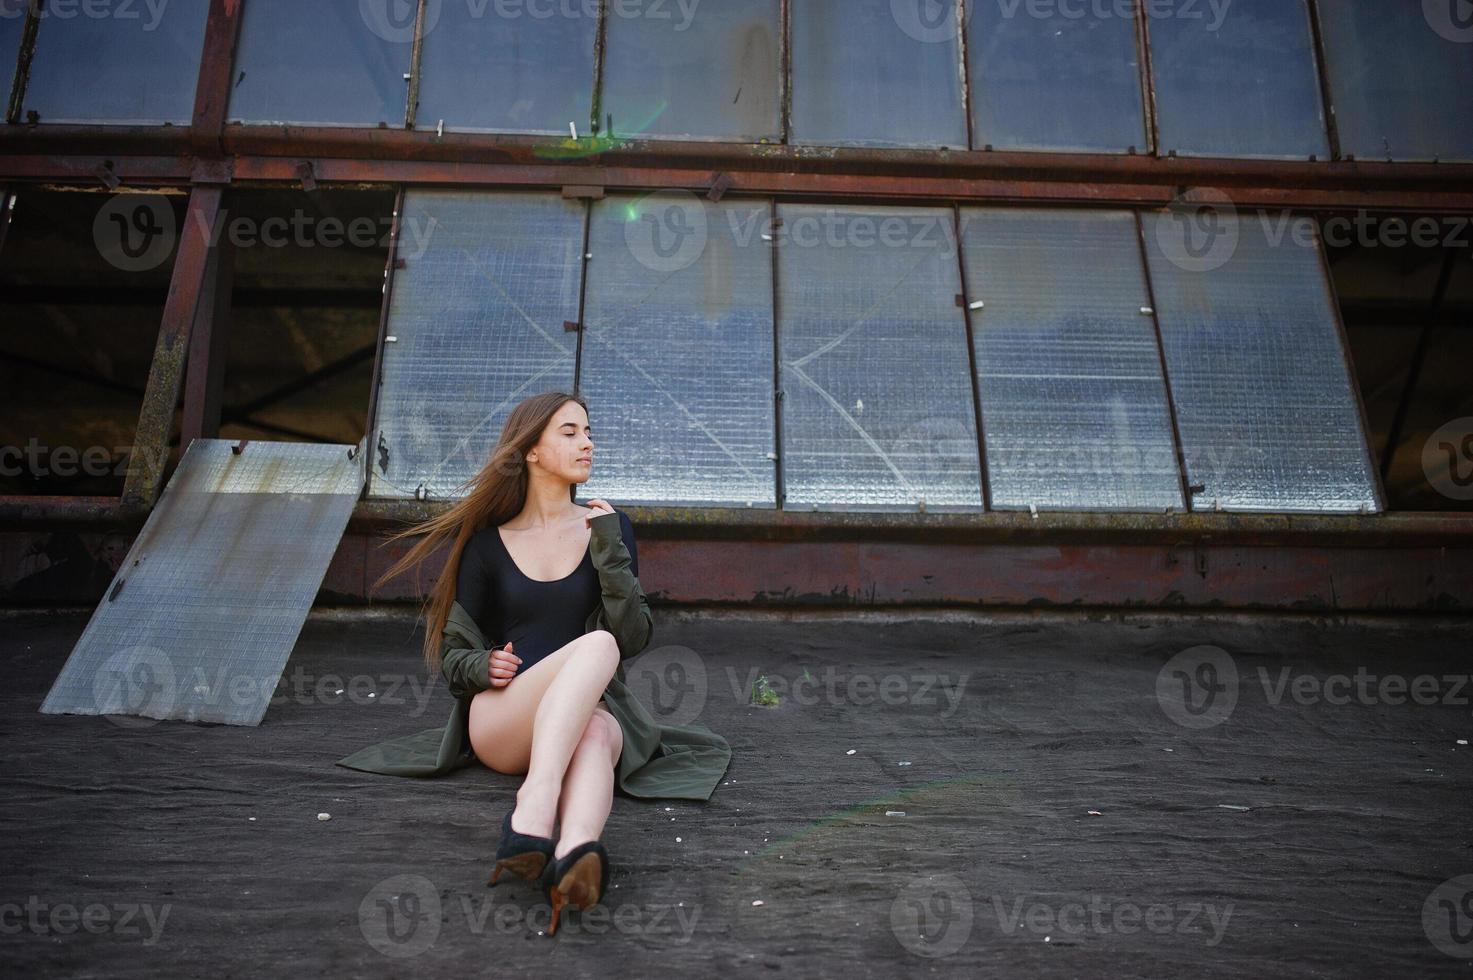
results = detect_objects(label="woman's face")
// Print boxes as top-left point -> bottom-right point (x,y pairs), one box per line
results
528,401 -> 594,484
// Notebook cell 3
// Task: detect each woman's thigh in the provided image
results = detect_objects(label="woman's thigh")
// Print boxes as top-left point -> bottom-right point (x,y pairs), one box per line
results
466,632 -> 615,775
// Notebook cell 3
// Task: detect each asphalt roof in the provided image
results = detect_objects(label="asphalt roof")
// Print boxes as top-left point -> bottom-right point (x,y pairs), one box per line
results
3,606 -> 1471,977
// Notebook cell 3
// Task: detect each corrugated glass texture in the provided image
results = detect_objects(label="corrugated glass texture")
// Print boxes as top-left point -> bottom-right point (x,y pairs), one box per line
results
39,440 -> 363,727
579,192 -> 776,507
369,190 -> 584,499
777,203 -> 981,510
960,208 -> 1184,512
1142,208 -> 1380,513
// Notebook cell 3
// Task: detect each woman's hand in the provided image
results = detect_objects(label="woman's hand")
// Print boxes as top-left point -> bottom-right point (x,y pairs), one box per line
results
487,641 -> 521,688
583,499 -> 615,526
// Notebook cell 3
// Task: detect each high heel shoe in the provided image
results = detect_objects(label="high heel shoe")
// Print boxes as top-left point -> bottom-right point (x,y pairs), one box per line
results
488,807 -> 556,887
538,839 -> 610,936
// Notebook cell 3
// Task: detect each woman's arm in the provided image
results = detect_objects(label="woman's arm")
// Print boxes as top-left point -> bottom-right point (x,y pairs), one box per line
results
588,509 -> 654,660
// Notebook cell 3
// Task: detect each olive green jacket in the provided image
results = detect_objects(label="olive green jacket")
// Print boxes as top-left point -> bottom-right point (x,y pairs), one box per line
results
335,510 -> 732,801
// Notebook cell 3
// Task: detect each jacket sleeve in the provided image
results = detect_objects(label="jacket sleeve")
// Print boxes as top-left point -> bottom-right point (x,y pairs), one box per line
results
588,509 -> 654,660
440,642 -> 491,700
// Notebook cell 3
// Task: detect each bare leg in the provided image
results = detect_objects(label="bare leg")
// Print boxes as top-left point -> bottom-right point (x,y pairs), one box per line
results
466,630 -> 621,838
554,708 -> 623,859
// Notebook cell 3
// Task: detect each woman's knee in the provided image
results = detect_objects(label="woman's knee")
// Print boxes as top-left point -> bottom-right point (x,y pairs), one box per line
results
574,630 -> 621,672
578,709 -> 622,756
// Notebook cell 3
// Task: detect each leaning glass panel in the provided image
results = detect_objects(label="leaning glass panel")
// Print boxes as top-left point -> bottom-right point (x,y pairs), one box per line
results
227,0 -> 413,126
790,0 -> 967,149
369,190 -> 585,499
966,1 -> 1146,153
22,0 -> 210,124
579,192 -> 776,507
415,1 -> 595,135
959,208 -> 1183,512
1147,0 -> 1328,160
1317,2 -> 1473,162
777,203 -> 981,511
1142,208 -> 1381,513
39,439 -> 363,727
600,0 -> 779,141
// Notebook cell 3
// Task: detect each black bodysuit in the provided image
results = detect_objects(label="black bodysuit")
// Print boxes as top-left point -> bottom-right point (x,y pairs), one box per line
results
455,509 -> 640,678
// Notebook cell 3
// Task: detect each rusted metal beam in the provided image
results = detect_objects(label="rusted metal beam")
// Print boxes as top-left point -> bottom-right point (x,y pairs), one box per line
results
4,496 -> 1472,548
121,184 -> 223,512
2,155 -> 1472,213
189,0 -> 246,156
5,122 -> 1473,191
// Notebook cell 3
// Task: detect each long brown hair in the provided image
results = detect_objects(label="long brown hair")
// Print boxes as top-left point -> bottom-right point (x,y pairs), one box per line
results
371,391 -> 589,671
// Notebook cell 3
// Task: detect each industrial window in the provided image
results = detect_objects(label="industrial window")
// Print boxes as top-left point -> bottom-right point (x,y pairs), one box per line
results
415,1 -> 595,135
21,0 -> 209,124
1316,2 -> 1473,163
789,0 -> 967,149
0,187 -> 184,496
368,190 -> 584,500
600,0 -> 780,142
227,0 -> 413,127
966,2 -> 1147,154
959,208 -> 1183,512
1147,0 -> 1328,160
776,203 -> 981,510
579,193 -> 776,507
1142,207 -> 1381,513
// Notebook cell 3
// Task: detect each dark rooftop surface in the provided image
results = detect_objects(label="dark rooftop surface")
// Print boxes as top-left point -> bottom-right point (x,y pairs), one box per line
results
2,606 -> 1471,978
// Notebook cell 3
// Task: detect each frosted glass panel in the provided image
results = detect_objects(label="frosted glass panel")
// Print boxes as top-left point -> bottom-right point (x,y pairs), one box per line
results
601,0 -> 779,141
1148,0 -> 1328,160
370,190 -> 584,499
40,440 -> 363,727
960,208 -> 1183,512
1317,2 -> 1473,162
416,2 -> 595,134
228,0 -> 412,126
24,0 -> 210,124
967,3 -> 1146,153
1142,209 -> 1380,513
790,0 -> 967,148
777,203 -> 981,510
580,193 -> 776,506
